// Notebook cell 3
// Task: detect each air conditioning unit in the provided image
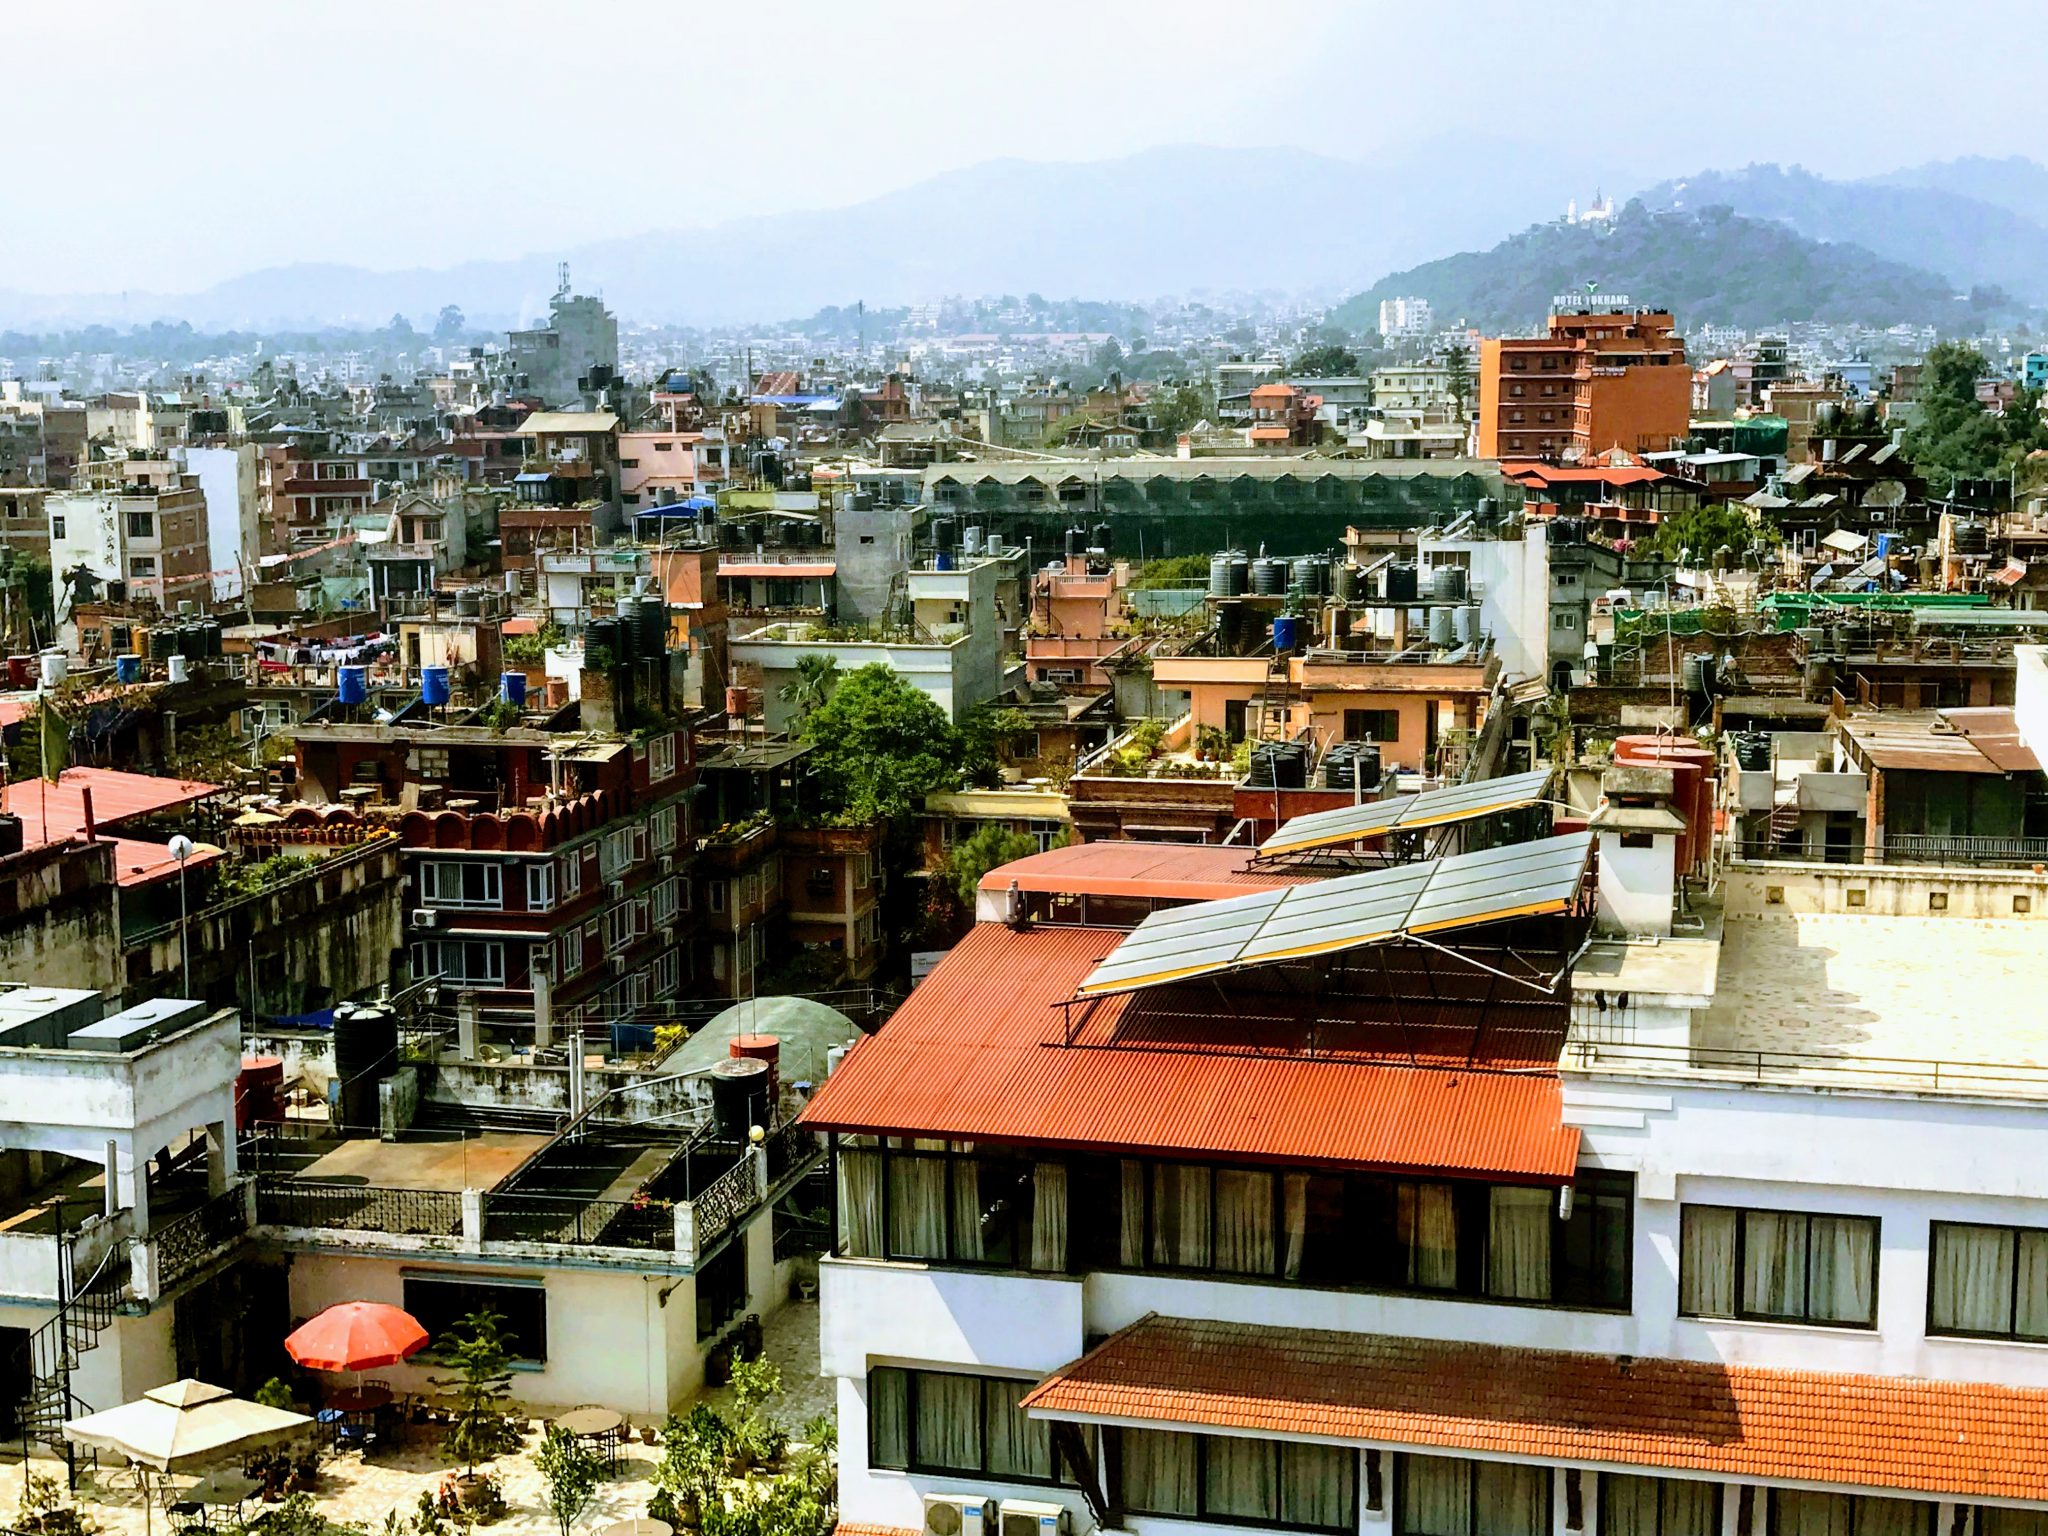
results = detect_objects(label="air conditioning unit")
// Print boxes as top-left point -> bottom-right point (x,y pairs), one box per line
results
922,1496 -> 992,1536
609,953 -> 629,975
1869,509 -> 1888,524
998,1501 -> 1069,1536
658,855 -> 676,875
411,908 -> 441,928
658,925 -> 676,945
609,879 -> 627,899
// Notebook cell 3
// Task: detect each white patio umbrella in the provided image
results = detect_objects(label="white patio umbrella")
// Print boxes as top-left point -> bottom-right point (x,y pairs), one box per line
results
64,1381 -> 311,1536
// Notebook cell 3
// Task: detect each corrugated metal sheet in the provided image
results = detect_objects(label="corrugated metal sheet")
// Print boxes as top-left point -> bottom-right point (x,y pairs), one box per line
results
800,923 -> 1580,1181
1,767 -> 222,843
980,841 -> 1313,902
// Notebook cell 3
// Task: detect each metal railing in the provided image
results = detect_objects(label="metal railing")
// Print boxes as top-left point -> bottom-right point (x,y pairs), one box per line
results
692,1154 -> 760,1254
1880,834 -> 2048,868
1563,1036 -> 2048,1097
151,1182 -> 251,1293
256,1178 -> 462,1236
766,1119 -> 822,1184
480,1191 -> 671,1251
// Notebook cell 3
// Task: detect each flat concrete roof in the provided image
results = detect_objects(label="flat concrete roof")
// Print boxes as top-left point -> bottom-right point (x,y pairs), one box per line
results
297,1132 -> 545,1193
1705,913 -> 2048,1070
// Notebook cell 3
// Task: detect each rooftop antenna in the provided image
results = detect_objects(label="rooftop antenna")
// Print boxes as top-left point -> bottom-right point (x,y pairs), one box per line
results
555,262 -> 571,300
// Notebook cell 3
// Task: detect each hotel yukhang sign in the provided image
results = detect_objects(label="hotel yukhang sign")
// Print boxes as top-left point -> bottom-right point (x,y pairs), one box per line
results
1551,294 -> 1634,312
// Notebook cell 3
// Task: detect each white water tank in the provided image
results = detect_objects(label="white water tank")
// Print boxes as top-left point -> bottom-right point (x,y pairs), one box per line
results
37,650 -> 66,688
167,654 -> 189,685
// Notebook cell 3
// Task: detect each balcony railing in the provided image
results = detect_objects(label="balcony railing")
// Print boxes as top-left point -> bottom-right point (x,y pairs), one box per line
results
149,1182 -> 252,1294
1563,1036 -> 2048,1097
692,1154 -> 759,1254
256,1178 -> 462,1237
766,1119 -> 822,1184
1880,834 -> 2048,868
480,1191 -> 672,1251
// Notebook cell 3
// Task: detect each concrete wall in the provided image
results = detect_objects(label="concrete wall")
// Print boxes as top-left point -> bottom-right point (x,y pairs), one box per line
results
1724,859 -> 2048,919
0,840 -> 121,992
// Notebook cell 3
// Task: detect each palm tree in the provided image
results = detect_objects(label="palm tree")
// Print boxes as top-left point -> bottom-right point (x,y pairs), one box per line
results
779,653 -> 840,721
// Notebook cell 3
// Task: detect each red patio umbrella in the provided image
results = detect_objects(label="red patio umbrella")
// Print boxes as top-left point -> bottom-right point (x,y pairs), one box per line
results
284,1302 -> 429,1373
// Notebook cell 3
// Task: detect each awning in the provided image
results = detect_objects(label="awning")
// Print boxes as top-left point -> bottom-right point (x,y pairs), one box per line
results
1021,1316 -> 2048,1503
65,1380 -> 310,1472
1822,529 -> 1869,555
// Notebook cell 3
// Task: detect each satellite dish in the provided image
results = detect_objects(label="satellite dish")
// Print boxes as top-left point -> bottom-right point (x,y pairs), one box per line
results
167,835 -> 194,863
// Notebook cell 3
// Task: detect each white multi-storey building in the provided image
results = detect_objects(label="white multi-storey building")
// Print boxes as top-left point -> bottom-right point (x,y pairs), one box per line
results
1379,297 -> 1434,340
804,777 -> 2048,1536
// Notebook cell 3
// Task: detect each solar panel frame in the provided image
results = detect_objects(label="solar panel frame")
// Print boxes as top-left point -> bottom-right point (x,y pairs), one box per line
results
1256,768 -> 1555,856
1075,830 -> 1593,996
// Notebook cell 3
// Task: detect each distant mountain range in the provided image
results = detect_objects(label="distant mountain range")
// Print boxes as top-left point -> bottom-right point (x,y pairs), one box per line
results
5,146 -> 2046,337
0,140 -> 1604,332
1324,201 -> 2018,335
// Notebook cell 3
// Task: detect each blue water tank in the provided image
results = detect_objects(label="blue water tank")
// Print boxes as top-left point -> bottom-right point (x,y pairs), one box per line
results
934,550 -> 955,571
1271,615 -> 1299,654
500,671 -> 527,706
421,665 -> 451,706
337,665 -> 368,705
114,654 -> 140,684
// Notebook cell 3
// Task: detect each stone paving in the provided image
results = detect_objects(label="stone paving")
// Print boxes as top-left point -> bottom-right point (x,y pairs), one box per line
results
18,1301 -> 829,1536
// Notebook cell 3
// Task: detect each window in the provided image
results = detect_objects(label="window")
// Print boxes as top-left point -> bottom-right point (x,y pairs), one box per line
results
838,1140 -> 1067,1273
651,950 -> 680,998
604,899 -> 648,953
1929,1221 -> 2048,1340
709,881 -> 726,913
558,850 -> 584,900
620,458 -> 640,469
559,926 -> 584,977
650,805 -> 678,852
403,1273 -> 545,1363
648,732 -> 676,782
50,517 -> 64,540
1768,1491 -> 1933,1536
1111,1428 -> 1354,1533
651,877 -> 681,928
1602,1474 -> 1720,1536
868,1368 -> 1060,1484
1343,709 -> 1401,743
1679,1205 -> 1878,1326
410,939 -> 506,987
1008,732 -> 1042,759
128,556 -> 156,577
525,863 -> 555,911
1399,1454 -> 1548,1536
126,511 -> 155,539
419,861 -> 503,909
1554,612 -> 1579,631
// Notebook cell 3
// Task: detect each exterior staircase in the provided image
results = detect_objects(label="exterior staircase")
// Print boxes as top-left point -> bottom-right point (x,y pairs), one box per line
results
13,1240 -> 127,1459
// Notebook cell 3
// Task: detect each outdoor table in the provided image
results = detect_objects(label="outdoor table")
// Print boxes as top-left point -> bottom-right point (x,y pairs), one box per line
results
326,1385 -> 393,1415
597,1520 -> 673,1536
555,1407 -> 625,1471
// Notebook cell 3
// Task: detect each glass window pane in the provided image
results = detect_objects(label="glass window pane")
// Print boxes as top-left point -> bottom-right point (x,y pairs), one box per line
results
1807,1215 -> 1877,1326
1601,1474 -> 1662,1536
1278,1442 -> 1355,1532
1214,1169 -> 1275,1275
886,1155 -> 947,1260
912,1371 -> 982,1473
984,1379 -> 1051,1481
1663,1478 -> 1718,1536
1681,1206 -> 1738,1316
1119,1429 -> 1197,1516
1853,1497 -> 1930,1536
1402,1455 -> 1472,1536
869,1368 -> 908,1470
1203,1435 -> 1277,1523
2017,1232 -> 2048,1341
1400,1182 -> 1460,1290
1152,1164 -> 1212,1269
838,1148 -> 884,1257
1931,1223 -> 2014,1335
1487,1187 -> 1553,1300
1475,1461 -> 1547,1536
1742,1210 -> 1809,1318
1773,1490 -> 1853,1536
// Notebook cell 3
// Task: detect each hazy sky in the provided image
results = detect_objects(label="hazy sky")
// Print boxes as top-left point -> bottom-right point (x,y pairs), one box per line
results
6,0 -> 2043,296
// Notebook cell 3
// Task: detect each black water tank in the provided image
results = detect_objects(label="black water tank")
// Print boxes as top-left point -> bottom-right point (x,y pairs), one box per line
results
1246,742 -> 1308,790
332,1003 -> 397,1134
639,594 -> 668,657
1385,564 -> 1420,603
709,1057 -> 771,1137
586,616 -> 621,663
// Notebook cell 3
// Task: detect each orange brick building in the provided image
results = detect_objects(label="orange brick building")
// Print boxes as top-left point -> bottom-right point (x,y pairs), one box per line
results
1477,305 -> 1689,461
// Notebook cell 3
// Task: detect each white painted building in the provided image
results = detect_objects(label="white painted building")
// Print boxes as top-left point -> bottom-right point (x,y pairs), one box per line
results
1378,296 -> 1434,339
179,443 -> 261,600
802,790 -> 2048,1536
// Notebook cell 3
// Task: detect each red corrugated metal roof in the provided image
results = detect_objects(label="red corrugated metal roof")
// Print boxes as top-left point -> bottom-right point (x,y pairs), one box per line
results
981,841 -> 1314,901
0,767 -> 222,843
109,837 -> 224,888
720,562 -> 835,579
1503,462 -> 1665,486
1022,1316 -> 2048,1502
799,922 -> 1580,1180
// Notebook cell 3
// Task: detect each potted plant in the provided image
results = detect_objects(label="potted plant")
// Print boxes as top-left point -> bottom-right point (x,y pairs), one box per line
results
429,1307 -> 519,1507
534,1426 -> 603,1536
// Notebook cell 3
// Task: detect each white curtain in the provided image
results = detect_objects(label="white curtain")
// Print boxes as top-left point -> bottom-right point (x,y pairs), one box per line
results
985,1380 -> 1051,1480
950,1158 -> 984,1263
838,1147 -> 884,1258
914,1371 -> 982,1471
1120,1429 -> 1198,1516
2018,1231 -> 2048,1339
1475,1460 -> 1547,1536
1807,1215 -> 1876,1325
1282,1173 -> 1309,1280
1119,1160 -> 1147,1267
868,1367 -> 909,1468
1680,1206 -> 1737,1316
1279,1441 -> 1353,1530
1203,1435 -> 1277,1523
1153,1164 -> 1213,1269
1214,1169 -> 1275,1274
1402,1455 -> 1471,1536
1932,1223 -> 2013,1334
1741,1210 -> 1807,1318
1400,1182 -> 1459,1290
1031,1162 -> 1068,1273
887,1156 -> 947,1260
1487,1186 -> 1553,1300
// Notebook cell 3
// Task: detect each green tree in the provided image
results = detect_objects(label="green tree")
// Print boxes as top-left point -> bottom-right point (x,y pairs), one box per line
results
1291,343 -> 1359,376
1900,340 -> 2048,495
534,1426 -> 603,1536
777,653 -> 840,721
1442,342 -> 1474,416
948,824 -> 1041,907
433,305 -> 466,340
1645,502 -> 1777,563
429,1308 -> 517,1475
1152,384 -> 1210,437
797,664 -> 977,823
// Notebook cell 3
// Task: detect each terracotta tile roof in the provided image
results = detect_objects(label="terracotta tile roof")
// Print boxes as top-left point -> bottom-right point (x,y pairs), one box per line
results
1021,1316 -> 2048,1502
798,923 -> 1580,1180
